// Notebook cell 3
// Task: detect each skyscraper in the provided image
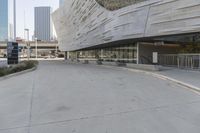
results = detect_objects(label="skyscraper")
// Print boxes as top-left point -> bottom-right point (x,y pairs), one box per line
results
34,7 -> 53,41
13,0 -> 16,41
0,0 -> 8,41
59,0 -> 65,7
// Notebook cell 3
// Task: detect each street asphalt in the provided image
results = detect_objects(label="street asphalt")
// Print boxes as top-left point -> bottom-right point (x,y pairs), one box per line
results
0,61 -> 200,133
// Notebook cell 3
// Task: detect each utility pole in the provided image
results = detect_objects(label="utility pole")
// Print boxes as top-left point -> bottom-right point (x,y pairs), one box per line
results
35,38 -> 38,59
25,29 -> 30,60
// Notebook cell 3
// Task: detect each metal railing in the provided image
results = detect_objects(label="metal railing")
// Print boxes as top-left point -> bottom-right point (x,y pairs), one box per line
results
159,54 -> 200,70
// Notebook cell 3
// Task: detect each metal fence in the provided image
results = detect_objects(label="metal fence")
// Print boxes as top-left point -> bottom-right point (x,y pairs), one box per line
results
159,54 -> 200,70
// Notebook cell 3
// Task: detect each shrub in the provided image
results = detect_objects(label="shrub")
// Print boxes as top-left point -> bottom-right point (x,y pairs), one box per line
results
0,60 -> 38,77
0,68 -> 9,77
96,0 -> 146,10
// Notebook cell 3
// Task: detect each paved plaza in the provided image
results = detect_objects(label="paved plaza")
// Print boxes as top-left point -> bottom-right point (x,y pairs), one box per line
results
0,61 -> 200,133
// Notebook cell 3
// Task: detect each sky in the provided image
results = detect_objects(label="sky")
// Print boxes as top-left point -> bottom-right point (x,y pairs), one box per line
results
15,0 -> 59,39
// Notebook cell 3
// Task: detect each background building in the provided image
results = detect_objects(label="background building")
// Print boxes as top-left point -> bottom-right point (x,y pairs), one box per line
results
34,6 -> 53,41
59,0 -> 65,7
0,0 -> 8,41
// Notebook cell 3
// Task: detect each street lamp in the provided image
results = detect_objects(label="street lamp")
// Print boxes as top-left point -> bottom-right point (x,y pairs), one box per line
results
35,38 -> 38,59
55,42 -> 58,58
24,29 -> 30,60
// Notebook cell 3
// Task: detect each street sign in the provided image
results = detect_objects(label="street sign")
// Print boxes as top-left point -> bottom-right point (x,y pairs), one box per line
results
7,42 -> 19,65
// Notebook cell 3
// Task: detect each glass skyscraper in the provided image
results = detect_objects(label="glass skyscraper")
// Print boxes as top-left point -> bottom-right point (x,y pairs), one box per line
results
0,0 -> 8,41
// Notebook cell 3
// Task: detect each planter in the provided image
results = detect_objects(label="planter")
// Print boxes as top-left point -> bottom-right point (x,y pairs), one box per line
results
102,61 -> 116,66
82,60 -> 89,64
126,63 -> 161,71
116,62 -> 126,67
96,60 -> 102,65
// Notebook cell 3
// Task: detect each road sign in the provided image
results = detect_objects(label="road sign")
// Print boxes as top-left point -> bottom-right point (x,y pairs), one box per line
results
7,42 -> 19,65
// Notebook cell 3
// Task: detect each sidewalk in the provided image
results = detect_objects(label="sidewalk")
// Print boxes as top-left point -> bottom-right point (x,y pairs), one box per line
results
157,68 -> 200,89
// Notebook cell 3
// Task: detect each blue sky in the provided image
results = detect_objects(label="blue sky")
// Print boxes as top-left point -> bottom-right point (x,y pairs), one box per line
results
16,0 -> 59,39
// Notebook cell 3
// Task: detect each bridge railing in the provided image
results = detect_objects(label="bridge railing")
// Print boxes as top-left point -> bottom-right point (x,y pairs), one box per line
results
159,54 -> 200,69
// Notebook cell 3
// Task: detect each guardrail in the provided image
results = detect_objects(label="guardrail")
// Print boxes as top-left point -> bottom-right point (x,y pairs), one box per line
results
159,54 -> 200,69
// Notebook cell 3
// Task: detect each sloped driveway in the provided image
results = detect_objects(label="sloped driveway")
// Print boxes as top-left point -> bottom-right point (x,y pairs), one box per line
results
0,61 -> 200,133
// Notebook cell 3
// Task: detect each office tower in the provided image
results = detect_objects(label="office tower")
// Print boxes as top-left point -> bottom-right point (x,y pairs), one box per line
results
0,0 -> 8,41
13,0 -> 16,40
34,7 -> 53,41
59,0 -> 65,7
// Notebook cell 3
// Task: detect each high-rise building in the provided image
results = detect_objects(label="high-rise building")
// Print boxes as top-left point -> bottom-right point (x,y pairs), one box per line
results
13,0 -> 16,41
34,7 -> 53,41
0,0 -> 8,41
59,0 -> 65,7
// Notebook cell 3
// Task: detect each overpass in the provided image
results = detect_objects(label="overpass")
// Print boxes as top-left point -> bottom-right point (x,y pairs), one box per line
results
0,41 -> 58,49
0,41 -> 59,58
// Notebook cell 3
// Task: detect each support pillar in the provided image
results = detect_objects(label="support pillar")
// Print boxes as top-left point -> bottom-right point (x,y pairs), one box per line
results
65,51 -> 69,60
136,42 -> 140,64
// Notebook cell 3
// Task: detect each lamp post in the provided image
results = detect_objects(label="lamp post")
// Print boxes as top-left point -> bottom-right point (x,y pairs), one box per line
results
24,29 -> 30,60
35,38 -> 38,59
55,42 -> 58,58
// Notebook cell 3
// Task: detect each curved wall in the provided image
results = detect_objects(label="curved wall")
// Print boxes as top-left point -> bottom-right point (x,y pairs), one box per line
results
96,0 -> 148,10
52,0 -> 200,51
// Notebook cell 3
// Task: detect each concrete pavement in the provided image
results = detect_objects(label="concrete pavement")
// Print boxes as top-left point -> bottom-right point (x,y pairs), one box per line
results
0,61 -> 200,133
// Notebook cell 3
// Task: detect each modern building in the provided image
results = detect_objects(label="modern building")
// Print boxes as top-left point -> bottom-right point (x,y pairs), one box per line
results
52,0 -> 200,67
34,7 -> 53,42
0,0 -> 8,41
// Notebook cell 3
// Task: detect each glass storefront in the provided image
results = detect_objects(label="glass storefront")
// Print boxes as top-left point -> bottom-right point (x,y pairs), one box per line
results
68,44 -> 138,63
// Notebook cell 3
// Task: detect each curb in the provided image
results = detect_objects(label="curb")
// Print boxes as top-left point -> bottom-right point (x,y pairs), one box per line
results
65,61 -> 200,92
151,73 -> 200,92
0,66 -> 37,81
123,67 -> 200,92
99,64 -> 200,93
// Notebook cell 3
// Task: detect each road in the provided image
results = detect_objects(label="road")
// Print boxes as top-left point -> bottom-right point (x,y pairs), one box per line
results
0,61 -> 200,133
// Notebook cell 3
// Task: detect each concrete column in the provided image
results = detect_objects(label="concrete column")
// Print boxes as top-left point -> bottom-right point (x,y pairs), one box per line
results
101,49 -> 104,60
13,0 -> 16,41
136,42 -> 140,64
64,51 -> 68,60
